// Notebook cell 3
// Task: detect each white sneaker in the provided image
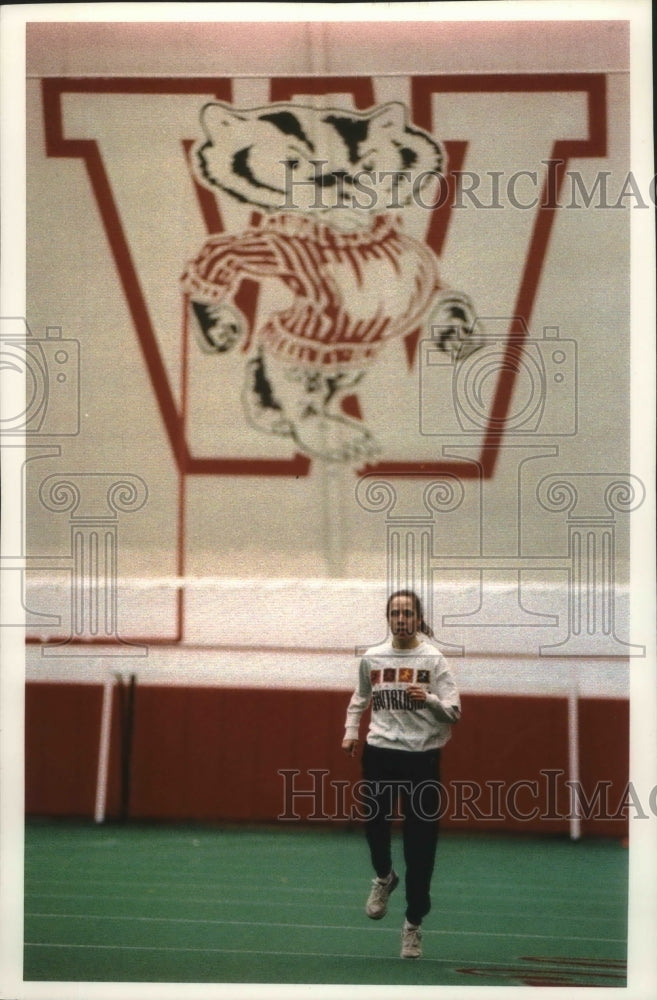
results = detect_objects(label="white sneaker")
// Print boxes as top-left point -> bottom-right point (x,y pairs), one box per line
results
365,870 -> 399,919
401,920 -> 422,959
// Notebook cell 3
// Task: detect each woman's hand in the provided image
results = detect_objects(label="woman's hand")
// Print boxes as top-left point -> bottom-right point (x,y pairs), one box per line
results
342,739 -> 360,757
407,685 -> 428,704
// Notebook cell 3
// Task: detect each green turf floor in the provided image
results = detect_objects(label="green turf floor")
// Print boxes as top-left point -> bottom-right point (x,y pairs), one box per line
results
23,820 -> 628,987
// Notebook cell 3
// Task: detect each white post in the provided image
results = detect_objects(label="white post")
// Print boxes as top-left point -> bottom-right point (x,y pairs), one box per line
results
567,665 -> 582,840
94,675 -> 114,823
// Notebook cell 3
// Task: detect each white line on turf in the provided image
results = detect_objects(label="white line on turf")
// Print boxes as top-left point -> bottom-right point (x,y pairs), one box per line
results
24,913 -> 625,943
23,894 -> 624,923
22,941 -> 628,971
23,878 -> 627,899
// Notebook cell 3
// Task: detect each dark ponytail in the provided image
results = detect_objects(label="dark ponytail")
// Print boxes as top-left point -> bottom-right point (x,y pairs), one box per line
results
386,589 -> 434,638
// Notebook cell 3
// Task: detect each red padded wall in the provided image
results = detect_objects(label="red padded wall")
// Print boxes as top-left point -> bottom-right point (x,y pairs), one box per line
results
24,683 -> 629,836
577,697 -> 630,837
24,683 -> 104,817
126,687 -> 352,821
440,694 -> 572,834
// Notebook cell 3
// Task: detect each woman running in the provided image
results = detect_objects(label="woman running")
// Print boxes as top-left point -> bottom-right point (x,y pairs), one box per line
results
342,589 -> 461,959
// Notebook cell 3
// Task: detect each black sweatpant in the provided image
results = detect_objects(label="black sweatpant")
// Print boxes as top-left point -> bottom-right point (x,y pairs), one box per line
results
361,742 -> 442,926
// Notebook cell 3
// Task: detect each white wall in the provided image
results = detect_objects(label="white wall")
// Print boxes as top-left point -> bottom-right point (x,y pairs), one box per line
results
18,18 -> 641,662
24,576 -> 632,699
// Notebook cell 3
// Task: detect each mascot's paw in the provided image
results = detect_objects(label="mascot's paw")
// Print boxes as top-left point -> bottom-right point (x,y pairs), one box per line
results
427,292 -> 483,362
242,352 -> 295,437
292,413 -> 380,464
192,301 -> 245,353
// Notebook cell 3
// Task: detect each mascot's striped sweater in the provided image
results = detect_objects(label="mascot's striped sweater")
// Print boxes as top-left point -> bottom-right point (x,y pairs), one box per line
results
181,212 -> 441,369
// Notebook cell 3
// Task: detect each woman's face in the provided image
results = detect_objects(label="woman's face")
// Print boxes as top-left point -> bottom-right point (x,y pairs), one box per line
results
388,594 -> 419,639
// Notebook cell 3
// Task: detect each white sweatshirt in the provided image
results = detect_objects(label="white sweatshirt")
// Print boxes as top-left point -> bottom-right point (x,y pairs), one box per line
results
344,637 -> 461,753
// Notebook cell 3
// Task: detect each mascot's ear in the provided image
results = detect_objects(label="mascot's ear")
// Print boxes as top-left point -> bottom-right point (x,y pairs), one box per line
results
368,102 -> 407,134
200,102 -> 249,141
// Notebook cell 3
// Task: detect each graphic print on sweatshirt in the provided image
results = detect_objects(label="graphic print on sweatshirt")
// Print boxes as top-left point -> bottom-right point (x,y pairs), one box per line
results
371,665 -> 431,712
181,100 -> 481,464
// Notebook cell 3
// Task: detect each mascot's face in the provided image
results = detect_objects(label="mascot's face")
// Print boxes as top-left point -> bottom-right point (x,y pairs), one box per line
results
193,101 -> 445,228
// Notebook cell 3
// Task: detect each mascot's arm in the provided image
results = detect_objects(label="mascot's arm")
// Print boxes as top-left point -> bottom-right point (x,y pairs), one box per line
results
181,230 -> 295,302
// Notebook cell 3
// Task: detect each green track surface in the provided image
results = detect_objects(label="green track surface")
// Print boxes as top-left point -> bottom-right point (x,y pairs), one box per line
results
24,820 -> 628,987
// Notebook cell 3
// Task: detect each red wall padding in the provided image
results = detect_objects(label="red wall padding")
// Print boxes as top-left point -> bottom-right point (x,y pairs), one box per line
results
126,687 -> 351,821
577,697 -> 632,837
440,694 -> 571,834
24,682 -> 104,816
24,684 -> 629,836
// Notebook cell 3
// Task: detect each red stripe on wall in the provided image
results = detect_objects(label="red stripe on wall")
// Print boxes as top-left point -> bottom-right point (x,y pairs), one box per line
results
24,684 -> 629,836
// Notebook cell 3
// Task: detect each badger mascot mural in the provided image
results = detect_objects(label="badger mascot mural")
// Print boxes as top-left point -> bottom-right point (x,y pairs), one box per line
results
181,100 -> 481,462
